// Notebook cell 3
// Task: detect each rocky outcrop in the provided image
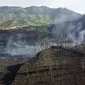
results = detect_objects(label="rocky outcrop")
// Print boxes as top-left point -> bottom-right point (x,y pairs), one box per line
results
3,46 -> 85,85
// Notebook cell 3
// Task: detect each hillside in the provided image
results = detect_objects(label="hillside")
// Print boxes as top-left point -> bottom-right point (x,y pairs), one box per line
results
1,46 -> 85,85
0,6 -> 81,28
1,14 -> 85,58
0,6 -> 85,59
73,43 -> 85,54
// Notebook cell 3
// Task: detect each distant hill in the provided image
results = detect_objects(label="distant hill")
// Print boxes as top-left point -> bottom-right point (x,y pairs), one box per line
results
0,6 -> 81,28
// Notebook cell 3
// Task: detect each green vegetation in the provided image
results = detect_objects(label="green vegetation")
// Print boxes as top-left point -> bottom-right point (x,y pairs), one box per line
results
0,14 -> 52,28
0,6 -> 81,30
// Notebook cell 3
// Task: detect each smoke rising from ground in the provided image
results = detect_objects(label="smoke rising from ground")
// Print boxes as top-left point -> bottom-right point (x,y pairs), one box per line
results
2,14 -> 85,57
4,34 -> 38,56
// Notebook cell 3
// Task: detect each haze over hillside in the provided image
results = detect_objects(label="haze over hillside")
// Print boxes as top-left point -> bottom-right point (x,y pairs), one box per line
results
0,6 -> 85,59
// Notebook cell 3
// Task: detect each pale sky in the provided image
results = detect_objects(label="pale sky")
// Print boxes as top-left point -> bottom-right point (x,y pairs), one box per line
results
0,0 -> 85,14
